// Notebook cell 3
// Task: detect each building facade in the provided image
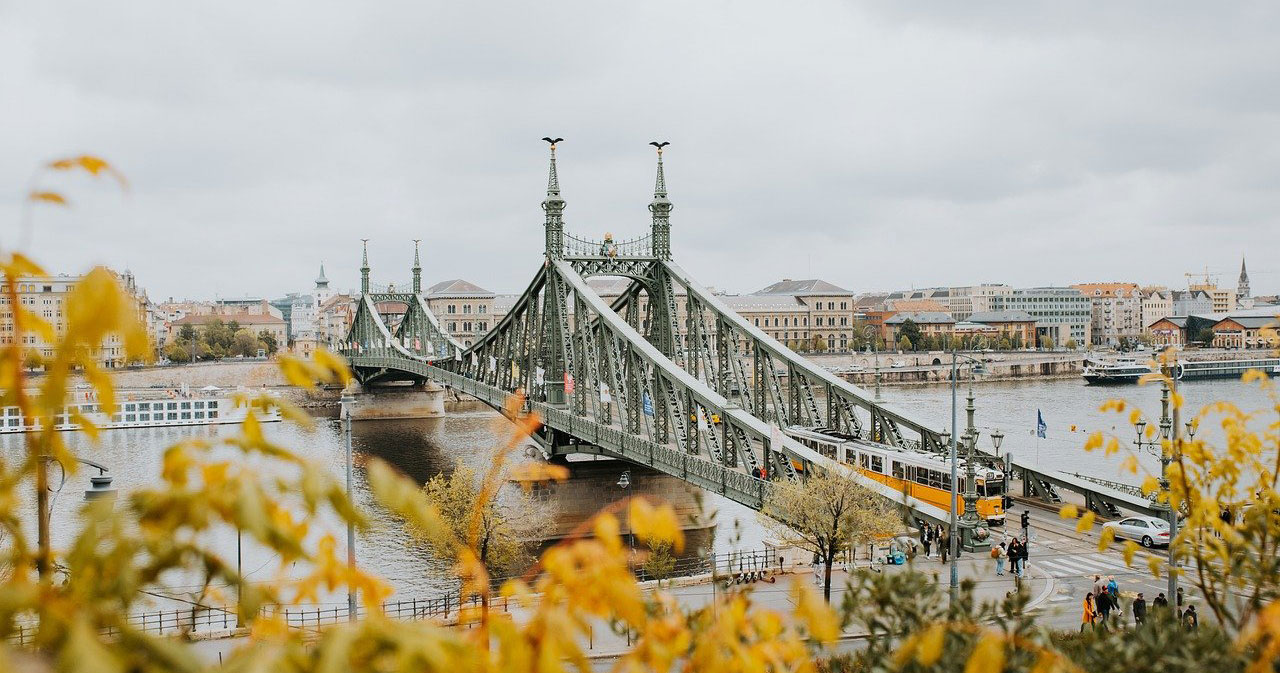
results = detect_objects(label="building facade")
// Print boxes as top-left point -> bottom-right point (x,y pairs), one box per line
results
1070,282 -> 1142,347
1140,288 -> 1173,335
0,269 -> 149,368
426,279 -> 496,348
989,288 -> 1091,347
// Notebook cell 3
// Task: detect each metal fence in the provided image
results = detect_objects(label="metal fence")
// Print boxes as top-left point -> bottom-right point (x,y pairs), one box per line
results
5,547 -> 787,644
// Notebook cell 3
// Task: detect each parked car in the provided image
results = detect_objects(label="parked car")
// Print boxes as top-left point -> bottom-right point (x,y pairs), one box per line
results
1101,515 -> 1170,548
890,360 -> 907,368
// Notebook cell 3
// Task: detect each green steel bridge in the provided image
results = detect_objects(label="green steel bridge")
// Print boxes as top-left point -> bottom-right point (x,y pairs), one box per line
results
337,142 -> 1158,527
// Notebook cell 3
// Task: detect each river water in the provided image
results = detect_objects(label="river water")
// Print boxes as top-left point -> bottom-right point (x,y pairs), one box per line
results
4,375 -> 1271,604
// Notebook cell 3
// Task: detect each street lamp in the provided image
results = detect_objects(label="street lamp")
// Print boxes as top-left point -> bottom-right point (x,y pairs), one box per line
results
863,325 -> 882,403
341,387 -> 358,622
1134,377 -> 1179,602
618,470 -> 634,565
947,350 -> 989,604
991,429 -> 1007,508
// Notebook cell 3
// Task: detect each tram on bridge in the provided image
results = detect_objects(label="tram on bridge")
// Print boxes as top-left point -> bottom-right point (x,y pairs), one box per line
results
785,427 -> 1006,525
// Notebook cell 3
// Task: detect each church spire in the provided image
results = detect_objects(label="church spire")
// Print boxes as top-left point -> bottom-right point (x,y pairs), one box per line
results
648,141 -> 673,260
315,262 -> 329,288
360,239 -> 370,295
541,137 -> 566,260
1238,255 -> 1251,299
412,239 -> 422,294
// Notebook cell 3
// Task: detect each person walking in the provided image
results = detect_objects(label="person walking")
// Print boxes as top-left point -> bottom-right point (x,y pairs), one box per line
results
1153,592 -> 1169,619
921,524 -> 933,558
1176,587 -> 1185,619
1132,592 -> 1147,627
1096,587 -> 1113,629
1081,592 -> 1097,633
993,541 -> 1006,576
1182,604 -> 1199,630
1007,538 -> 1022,577
1014,538 -> 1028,577
1106,576 -> 1121,624
939,525 -> 950,564
1092,574 -> 1106,596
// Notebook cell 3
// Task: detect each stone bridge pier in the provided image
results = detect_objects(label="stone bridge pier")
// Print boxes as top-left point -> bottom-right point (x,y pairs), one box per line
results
346,381 -> 446,420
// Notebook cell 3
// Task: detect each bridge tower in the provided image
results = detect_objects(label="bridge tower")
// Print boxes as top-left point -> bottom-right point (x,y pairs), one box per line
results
412,239 -> 422,294
360,239 -> 370,295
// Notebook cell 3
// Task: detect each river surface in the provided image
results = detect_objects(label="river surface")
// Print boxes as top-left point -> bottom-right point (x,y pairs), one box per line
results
4,376 -> 1271,605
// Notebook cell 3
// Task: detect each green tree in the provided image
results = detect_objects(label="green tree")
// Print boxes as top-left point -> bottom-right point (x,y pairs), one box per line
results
642,539 -> 677,587
1040,335 -> 1054,350
231,328 -> 259,357
1066,338 -> 1079,350
897,335 -> 911,352
162,341 -> 191,363
998,336 -> 1012,350
811,335 -> 828,352
760,470 -> 899,603
258,329 -> 279,354
897,319 -> 923,350
416,465 -> 547,581
177,323 -> 197,342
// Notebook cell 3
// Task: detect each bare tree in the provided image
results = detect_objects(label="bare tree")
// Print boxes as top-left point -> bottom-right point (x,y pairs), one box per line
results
760,471 -> 900,602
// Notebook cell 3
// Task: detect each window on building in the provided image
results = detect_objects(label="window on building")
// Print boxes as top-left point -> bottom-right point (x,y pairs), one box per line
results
478,305 -> 487,314
463,322 -> 472,332
447,305 -> 456,314
463,305 -> 472,314
840,302 -> 847,310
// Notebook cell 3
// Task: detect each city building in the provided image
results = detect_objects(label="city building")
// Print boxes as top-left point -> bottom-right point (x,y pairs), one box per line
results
0,269 -> 149,368
1210,315 -> 1278,349
743,278 -> 858,351
1140,288 -> 1173,335
1171,289 -> 1213,317
883,312 -> 955,344
1188,280 -> 1236,314
1147,316 -> 1188,347
1070,282 -> 1143,347
168,312 -> 287,348
967,310 -> 1038,346
316,293 -> 357,349
425,279 -> 496,348
988,288 -> 1091,347
1237,257 -> 1251,301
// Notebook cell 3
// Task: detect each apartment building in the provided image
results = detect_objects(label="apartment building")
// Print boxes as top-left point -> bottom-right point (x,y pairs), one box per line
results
0,269 -> 148,368
1070,282 -> 1143,347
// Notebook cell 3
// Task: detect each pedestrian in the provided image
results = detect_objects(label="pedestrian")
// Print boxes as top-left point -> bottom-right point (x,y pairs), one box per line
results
1013,539 -> 1027,577
1176,587 -> 1185,618
939,526 -> 950,564
921,525 -> 933,558
1007,538 -> 1022,576
1153,592 -> 1169,617
1081,592 -> 1097,633
1132,592 -> 1147,627
1097,587 -> 1113,629
1182,604 -> 1198,630
810,554 -> 821,586
1092,574 -> 1106,596
1106,576 -> 1121,623
993,541 -> 1006,576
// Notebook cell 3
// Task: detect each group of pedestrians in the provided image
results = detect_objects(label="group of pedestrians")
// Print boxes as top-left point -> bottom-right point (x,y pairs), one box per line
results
1082,578 -> 1199,632
918,523 -> 953,563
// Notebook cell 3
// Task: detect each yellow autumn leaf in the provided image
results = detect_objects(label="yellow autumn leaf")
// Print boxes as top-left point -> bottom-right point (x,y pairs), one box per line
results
1147,553 -> 1163,578
28,190 -> 68,205
964,632 -> 1006,673
1097,525 -> 1115,551
1122,540 -> 1140,566
1141,476 -> 1161,495
1059,504 -> 1079,519
1129,409 -> 1142,425
1120,455 -> 1139,475
1076,511 -> 1096,532
1083,432 -> 1103,452
916,624 -> 946,666
312,348 -> 353,385
278,355 -> 319,389
790,580 -> 839,643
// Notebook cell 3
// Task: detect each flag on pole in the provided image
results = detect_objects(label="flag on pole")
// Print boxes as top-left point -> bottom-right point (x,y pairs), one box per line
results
454,348 -> 462,361
564,372 -> 575,395
488,356 -> 496,372
471,353 -> 478,367
535,366 -> 545,386
697,409 -> 708,430
414,338 -> 421,350
599,382 -> 612,403
1036,409 -> 1047,439
642,391 -> 654,417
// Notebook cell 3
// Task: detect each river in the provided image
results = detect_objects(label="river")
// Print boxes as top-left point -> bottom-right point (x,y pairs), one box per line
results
4,375 -> 1271,604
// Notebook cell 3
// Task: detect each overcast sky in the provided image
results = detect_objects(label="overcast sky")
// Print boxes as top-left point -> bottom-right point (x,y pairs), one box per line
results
3,1 -> 1278,301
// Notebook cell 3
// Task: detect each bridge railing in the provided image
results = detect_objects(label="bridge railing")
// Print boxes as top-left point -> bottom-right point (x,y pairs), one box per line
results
563,232 -> 653,259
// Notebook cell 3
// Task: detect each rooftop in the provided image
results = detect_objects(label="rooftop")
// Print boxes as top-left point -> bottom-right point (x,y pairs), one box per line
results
173,313 -> 284,326
885,311 -> 955,325
968,310 -> 1036,323
753,278 -> 853,296
426,279 -> 494,298
720,295 -> 807,312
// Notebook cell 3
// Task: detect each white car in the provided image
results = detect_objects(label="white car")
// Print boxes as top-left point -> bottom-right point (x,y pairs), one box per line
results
1102,515 -> 1170,548
890,360 -> 907,368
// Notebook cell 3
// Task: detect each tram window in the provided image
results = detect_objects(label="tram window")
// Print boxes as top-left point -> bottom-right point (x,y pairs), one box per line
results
859,454 -> 869,469
209,410 -> 218,419
892,462 -> 903,479
125,414 -> 136,422
7,419 -> 17,427
125,404 -> 136,412
871,456 -> 883,473
195,411 -> 205,419
167,413 -> 178,420
139,414 -> 149,421
181,412 -> 191,420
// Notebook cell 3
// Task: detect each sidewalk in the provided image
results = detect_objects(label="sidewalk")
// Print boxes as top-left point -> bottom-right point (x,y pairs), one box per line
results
188,553 -> 1050,665
577,553 -> 1052,659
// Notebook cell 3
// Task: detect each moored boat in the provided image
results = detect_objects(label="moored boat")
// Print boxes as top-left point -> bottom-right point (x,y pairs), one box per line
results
1081,357 -> 1151,385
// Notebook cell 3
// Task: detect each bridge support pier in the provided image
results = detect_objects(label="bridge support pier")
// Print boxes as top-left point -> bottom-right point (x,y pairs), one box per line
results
347,382 -> 446,420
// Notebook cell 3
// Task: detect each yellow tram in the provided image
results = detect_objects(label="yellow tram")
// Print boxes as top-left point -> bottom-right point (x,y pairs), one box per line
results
785,426 -> 1006,525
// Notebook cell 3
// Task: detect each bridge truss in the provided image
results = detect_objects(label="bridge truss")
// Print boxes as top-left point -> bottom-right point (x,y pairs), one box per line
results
339,142 -> 974,524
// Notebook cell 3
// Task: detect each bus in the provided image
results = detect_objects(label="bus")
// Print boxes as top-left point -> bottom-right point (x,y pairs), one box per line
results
785,426 -> 1006,525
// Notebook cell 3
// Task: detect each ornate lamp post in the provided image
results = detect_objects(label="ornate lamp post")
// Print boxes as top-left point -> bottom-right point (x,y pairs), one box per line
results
1134,379 -> 1178,602
959,386 -> 990,553
991,429 -> 1007,508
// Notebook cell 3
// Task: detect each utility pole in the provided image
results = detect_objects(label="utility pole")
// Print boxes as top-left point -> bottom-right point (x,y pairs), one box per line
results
341,387 -> 358,621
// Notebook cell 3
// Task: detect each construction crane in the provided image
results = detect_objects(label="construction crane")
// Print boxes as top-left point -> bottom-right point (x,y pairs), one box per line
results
1184,267 -> 1221,288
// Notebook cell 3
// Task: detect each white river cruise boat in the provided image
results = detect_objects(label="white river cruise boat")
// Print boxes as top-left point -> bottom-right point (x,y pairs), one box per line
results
1081,357 -> 1152,385
0,394 -> 282,434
